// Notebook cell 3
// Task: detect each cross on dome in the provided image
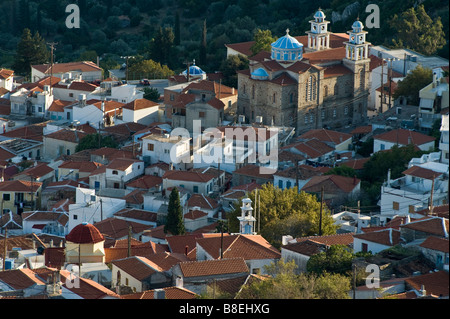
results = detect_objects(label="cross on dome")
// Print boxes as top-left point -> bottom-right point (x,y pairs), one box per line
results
286,28 -> 290,35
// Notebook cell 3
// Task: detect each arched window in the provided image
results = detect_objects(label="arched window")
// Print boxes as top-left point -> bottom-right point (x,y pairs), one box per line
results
273,93 -> 276,103
306,75 -> 316,102
252,85 -> 255,99
334,83 -> 339,96
290,92 -> 294,103
359,70 -> 365,89
324,85 -> 328,97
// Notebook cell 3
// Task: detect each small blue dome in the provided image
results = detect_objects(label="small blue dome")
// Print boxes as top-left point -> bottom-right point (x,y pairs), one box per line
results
251,68 -> 269,80
182,63 -> 205,75
352,20 -> 364,31
271,29 -> 303,50
314,9 -> 326,20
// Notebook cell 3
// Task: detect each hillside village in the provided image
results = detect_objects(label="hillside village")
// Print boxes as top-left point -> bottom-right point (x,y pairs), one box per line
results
0,9 -> 449,300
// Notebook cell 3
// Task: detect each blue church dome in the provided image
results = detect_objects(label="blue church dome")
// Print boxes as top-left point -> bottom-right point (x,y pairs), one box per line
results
182,63 -> 205,75
352,19 -> 364,32
314,9 -> 326,21
271,29 -> 303,62
251,68 -> 269,80
271,30 -> 303,50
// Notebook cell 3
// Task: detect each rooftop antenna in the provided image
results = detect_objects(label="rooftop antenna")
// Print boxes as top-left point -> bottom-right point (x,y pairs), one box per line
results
47,42 -> 58,95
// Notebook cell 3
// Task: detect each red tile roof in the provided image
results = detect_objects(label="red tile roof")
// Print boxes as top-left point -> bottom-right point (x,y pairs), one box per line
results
400,217 -> 449,237
48,99 -> 73,113
93,217 -> 152,240
0,179 -> 42,192
121,286 -> 197,299
123,98 -> 159,111
0,68 -> 14,79
301,174 -> 360,193
402,166 -> 442,180
419,236 -> 449,253
58,160 -> 102,172
405,271 -> 449,297
353,228 -> 402,246
184,209 -> 208,220
339,157 -> 370,170
290,138 -> 334,158
66,222 -> 105,244
187,194 -> 219,210
163,170 -> 215,183
32,61 -> 102,74
0,268 -> 46,290
126,175 -> 162,189
233,164 -> 274,179
374,129 -> 435,146
106,158 -> 142,171
45,129 -> 88,143
298,128 -> 352,145
323,64 -> 353,78
196,234 -> 280,260
177,257 -> 249,278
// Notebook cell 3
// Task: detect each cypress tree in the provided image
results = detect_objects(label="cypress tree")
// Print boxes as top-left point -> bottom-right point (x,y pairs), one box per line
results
199,19 -> 207,66
164,187 -> 185,235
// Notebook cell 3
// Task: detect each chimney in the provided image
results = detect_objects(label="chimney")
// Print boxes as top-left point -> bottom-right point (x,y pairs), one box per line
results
185,245 -> 188,256
419,285 -> 427,297
176,276 -> 183,288
387,169 -> 391,185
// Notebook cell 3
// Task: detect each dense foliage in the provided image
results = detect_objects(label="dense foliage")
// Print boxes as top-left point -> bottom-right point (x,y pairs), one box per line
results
1,0 -> 448,79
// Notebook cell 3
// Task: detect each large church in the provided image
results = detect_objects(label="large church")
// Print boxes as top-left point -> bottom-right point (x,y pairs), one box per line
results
229,9 -> 374,134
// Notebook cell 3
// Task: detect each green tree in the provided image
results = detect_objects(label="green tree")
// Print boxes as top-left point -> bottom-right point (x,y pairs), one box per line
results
324,166 -> 357,178
250,29 -> 277,56
143,87 -> 160,102
393,65 -> 433,106
237,259 -> 351,299
390,5 -> 446,56
227,184 -> 337,248
151,26 -> 175,66
199,19 -> 207,67
164,187 -> 185,235
128,59 -> 174,80
219,54 -> 249,88
13,28 -> 50,76
174,11 -> 181,46
306,245 -> 354,276
75,133 -> 118,152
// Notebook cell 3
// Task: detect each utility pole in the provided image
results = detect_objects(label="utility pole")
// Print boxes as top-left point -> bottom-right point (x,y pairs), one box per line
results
319,186 -> 324,236
220,221 -> 224,259
183,60 -> 193,83
78,243 -> 81,278
258,192 -> 260,233
352,264 -> 357,299
380,59 -> 384,113
47,42 -> 58,95
100,198 -> 103,221
2,228 -> 6,271
127,225 -> 132,257
428,176 -> 435,216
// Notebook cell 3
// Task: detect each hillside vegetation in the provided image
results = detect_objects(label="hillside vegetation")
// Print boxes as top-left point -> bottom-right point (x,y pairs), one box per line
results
0,0 -> 448,77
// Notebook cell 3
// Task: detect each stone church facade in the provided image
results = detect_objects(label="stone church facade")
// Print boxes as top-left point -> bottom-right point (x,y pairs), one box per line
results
236,9 -> 372,135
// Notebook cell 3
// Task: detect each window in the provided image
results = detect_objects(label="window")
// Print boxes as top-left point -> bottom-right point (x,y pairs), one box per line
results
409,205 -> 415,214
170,94 -> 175,101
344,106 -> 348,115
324,85 -> 328,97
164,149 -> 170,154
112,170 -> 118,175
243,85 -> 246,94
334,83 -> 339,95
273,93 -> 276,103
94,181 -> 100,189
193,186 -> 199,193
278,180 -> 283,189
199,112 -> 205,118
359,70 -> 365,89
286,181 -> 291,189
67,112 -> 71,120
201,94 -> 206,101
290,93 -> 294,103
73,215 -> 78,220
114,182 -> 120,189
147,143 -> 154,151
66,149 -> 70,155
361,243 -> 368,253
69,93 -> 73,97
3,194 -> 10,201
333,108 -> 337,118
380,144 -> 385,151
393,201 -> 399,210
306,75 -> 316,101
321,109 -> 325,119
252,85 -> 255,99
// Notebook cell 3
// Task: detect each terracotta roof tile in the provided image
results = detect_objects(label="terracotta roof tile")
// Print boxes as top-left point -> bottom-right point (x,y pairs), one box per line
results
32,61 -> 102,74
374,129 -> 435,146
0,179 -> 42,192
0,268 -> 46,290
405,271 -> 449,297
419,236 -> 449,253
302,174 -> 360,193
45,129 -> 88,143
233,164 -> 274,179
196,234 -> 280,260
66,222 -> 105,244
106,158 -> 142,171
400,217 -> 449,237
187,194 -> 219,210
163,170 -> 215,183
123,98 -> 159,111
353,228 -> 402,246
121,286 -> 197,299
48,99 -> 73,113
298,128 -> 352,145
402,166 -> 442,180
178,257 -> 249,278
59,160 -> 102,172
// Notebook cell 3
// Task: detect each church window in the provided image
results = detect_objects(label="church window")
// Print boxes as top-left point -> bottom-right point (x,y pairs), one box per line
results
306,75 -> 316,102
324,85 -> 328,97
359,70 -> 365,89
333,108 -> 337,118
273,93 -> 276,103
321,109 -> 325,119
243,85 -> 246,94
344,106 -> 348,115
252,85 -> 255,99
290,93 -> 294,103
334,83 -> 339,96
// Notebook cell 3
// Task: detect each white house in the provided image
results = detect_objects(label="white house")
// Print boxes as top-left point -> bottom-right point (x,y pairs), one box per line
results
88,83 -> 144,104
141,133 -> 191,169
0,68 -> 14,92
353,228 -> 402,254
162,170 -> 216,196
104,158 -> 144,189
31,61 -> 103,83
373,128 -> 436,153
67,188 -> 126,232
379,152 -> 449,222
122,99 -> 160,125
71,97 -> 124,129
